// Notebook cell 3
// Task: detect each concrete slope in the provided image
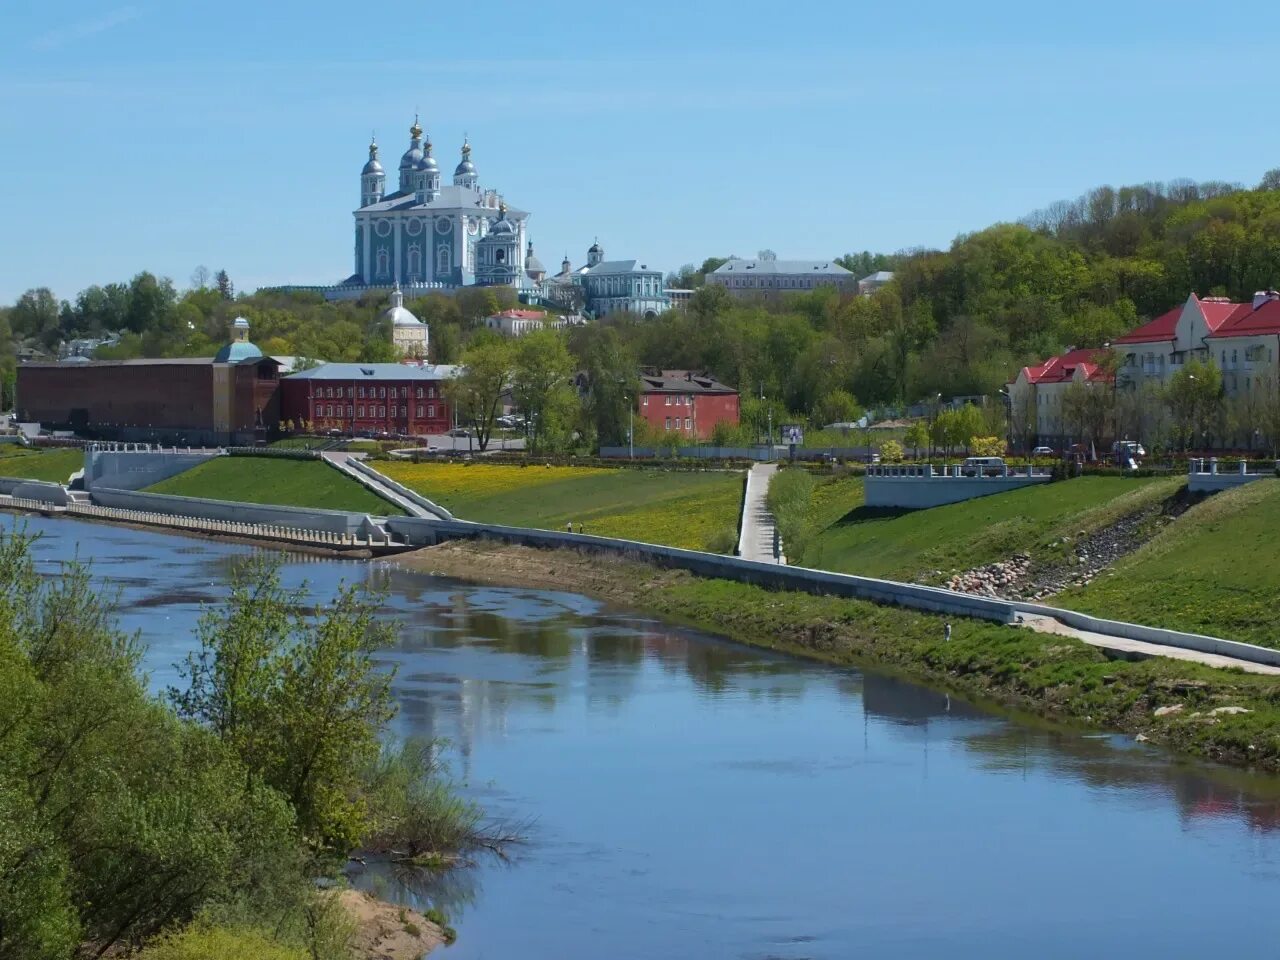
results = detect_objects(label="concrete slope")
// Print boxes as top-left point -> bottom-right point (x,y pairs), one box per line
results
321,452 -> 434,519
737,463 -> 784,564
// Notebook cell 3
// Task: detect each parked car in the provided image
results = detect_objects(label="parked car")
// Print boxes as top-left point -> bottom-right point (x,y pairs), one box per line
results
447,428 -> 473,438
1031,446 -> 1055,457
962,456 -> 1006,477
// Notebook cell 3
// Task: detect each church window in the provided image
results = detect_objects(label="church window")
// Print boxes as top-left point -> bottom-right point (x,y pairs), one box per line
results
376,248 -> 390,277
495,249 -> 506,264
407,245 -> 422,279
437,245 -> 451,275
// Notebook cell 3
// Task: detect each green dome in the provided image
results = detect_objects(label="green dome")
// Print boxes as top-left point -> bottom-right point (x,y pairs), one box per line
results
214,340 -> 264,362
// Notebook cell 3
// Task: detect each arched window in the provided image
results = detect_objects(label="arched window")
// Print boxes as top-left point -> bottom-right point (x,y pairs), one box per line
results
376,248 -> 390,278
437,245 -> 451,275
407,244 -> 421,280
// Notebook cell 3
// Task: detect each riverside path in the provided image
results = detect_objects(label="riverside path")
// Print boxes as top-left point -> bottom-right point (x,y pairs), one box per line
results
738,462 -> 784,564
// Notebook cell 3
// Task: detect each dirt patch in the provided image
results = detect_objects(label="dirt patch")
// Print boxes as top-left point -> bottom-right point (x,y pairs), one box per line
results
334,889 -> 443,960
945,488 -> 1201,601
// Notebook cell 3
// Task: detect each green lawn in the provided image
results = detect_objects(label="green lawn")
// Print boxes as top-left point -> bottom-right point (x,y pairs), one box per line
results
145,457 -> 403,515
377,461 -> 743,551
1060,479 -> 1280,646
794,472 -> 1183,582
0,449 -> 83,484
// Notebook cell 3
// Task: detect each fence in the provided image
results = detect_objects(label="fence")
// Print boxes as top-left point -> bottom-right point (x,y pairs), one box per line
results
1186,457 -> 1277,493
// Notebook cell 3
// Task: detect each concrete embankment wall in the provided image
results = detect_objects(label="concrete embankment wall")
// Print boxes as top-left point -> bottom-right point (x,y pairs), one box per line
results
90,487 -> 379,536
84,450 -> 221,491
386,516 -> 1018,624
1008,599 -> 1280,667
342,459 -> 454,519
387,515 -> 1280,669
864,473 -> 1051,509
0,478 -> 69,504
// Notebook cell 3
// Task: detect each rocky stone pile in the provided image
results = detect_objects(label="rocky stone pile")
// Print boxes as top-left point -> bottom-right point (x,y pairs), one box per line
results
944,488 -> 1198,601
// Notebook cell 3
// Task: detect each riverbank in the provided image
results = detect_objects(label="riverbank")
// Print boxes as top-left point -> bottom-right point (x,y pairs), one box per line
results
401,540 -> 1280,771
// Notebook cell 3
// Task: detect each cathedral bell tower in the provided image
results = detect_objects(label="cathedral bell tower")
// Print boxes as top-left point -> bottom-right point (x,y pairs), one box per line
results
360,137 -> 385,207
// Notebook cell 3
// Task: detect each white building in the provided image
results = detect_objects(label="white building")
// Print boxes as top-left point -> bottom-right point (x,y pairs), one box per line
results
705,258 -> 854,298
857,271 -> 895,295
1008,347 -> 1113,448
1113,293 -> 1251,389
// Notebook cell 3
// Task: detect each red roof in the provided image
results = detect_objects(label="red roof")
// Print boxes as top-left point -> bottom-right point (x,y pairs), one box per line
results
1113,295 -> 1249,345
1016,347 -> 1113,385
1207,299 -> 1280,338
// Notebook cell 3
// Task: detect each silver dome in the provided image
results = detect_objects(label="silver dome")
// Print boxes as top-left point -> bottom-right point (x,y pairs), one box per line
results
362,157 -> 384,176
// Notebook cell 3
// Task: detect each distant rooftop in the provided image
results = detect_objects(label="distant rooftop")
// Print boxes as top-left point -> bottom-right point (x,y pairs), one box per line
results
711,259 -> 852,276
638,369 -> 737,394
286,362 -> 460,381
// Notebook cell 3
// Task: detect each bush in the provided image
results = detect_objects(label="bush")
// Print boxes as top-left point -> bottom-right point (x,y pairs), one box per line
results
134,923 -> 308,960
704,526 -> 739,554
879,439 -> 904,462
970,436 -> 1004,457
766,468 -> 816,561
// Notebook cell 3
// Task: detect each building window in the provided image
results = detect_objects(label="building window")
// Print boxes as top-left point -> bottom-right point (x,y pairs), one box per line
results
379,405 -> 386,417
407,244 -> 421,280
326,404 -> 333,417
347,405 -> 353,417
684,417 -> 692,430
376,248 -> 390,277
665,396 -> 672,406
400,405 -> 407,417
416,387 -> 423,398
664,417 -> 671,429
428,405 -> 435,417
358,405 -> 365,417
416,404 -> 424,417
437,245 -> 451,275
379,387 -> 386,398
358,386 -> 365,398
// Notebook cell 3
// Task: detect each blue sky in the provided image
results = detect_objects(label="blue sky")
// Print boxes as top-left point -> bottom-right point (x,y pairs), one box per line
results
2,0 -> 1277,303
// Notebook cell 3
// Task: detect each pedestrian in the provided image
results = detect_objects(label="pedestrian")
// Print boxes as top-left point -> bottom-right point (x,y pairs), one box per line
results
566,521 -> 573,534
944,622 -> 952,643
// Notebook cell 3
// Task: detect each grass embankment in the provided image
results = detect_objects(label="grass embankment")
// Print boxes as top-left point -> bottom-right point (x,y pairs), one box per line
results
377,461 -> 743,551
0,447 -> 83,483
408,540 -> 1280,771
146,457 -> 403,515
789,472 -> 1182,581
1061,479 -> 1280,647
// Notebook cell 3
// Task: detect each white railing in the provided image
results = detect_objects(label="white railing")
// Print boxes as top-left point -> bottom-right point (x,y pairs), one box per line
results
865,464 -> 1049,479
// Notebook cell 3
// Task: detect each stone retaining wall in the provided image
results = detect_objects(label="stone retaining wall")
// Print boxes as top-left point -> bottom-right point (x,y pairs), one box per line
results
89,487 -> 380,536
84,449 -> 221,491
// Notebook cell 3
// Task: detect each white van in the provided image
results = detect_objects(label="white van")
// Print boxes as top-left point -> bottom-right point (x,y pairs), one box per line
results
962,456 -> 1005,477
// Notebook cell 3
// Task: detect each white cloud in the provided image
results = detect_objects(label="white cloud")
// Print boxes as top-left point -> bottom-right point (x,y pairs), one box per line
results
30,6 -> 141,52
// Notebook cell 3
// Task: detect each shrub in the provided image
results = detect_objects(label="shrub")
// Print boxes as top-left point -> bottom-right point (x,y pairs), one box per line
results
970,436 -> 1004,457
879,439 -> 904,462
704,526 -> 738,554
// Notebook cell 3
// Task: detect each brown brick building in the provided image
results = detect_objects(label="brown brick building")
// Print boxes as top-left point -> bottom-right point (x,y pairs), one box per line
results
16,320 -> 282,446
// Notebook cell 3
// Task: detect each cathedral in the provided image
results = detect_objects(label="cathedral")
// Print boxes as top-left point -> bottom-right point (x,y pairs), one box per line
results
345,116 -> 541,292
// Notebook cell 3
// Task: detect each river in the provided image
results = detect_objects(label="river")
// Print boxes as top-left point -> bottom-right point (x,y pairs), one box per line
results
25,515 -> 1280,959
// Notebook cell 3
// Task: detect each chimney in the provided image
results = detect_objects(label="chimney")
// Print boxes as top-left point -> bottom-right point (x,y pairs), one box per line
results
1254,291 -> 1270,311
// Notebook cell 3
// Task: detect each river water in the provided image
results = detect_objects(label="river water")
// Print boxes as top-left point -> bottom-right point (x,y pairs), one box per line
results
24,515 -> 1280,959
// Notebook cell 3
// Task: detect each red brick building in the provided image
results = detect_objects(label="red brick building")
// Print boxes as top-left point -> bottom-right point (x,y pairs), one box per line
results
637,370 -> 739,440
17,356 -> 281,446
280,362 -> 457,437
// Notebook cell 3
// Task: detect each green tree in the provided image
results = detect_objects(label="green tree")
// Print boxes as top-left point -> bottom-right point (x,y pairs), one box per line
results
904,420 -> 929,459
171,555 -> 396,851
446,336 -> 514,451
10,287 -> 61,350
1167,358 -> 1224,449
813,388 -> 859,427
215,269 -> 235,300
511,329 -> 576,454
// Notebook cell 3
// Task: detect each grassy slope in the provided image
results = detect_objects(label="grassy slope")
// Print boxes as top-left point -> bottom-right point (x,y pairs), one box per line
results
146,458 -> 402,515
797,473 -> 1183,581
1061,479 -> 1280,646
378,462 -> 743,551
0,448 -> 83,483
414,540 -> 1280,773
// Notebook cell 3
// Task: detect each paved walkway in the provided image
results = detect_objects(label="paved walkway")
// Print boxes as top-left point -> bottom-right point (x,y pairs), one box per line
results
322,452 -> 434,519
738,463 -> 784,564
1015,613 -> 1280,676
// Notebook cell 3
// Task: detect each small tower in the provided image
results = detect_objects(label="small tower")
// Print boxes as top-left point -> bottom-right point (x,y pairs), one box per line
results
561,253 -> 572,276
474,204 -> 520,286
587,239 -> 604,267
454,137 -> 478,190
525,241 -> 546,282
414,135 -> 440,203
361,137 -> 385,207
399,115 -> 424,193
381,283 -> 428,359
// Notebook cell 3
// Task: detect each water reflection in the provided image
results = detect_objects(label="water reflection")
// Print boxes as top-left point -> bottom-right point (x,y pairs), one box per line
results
22,514 -> 1280,959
